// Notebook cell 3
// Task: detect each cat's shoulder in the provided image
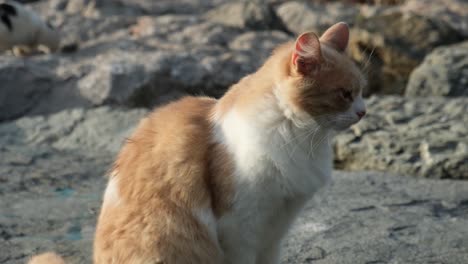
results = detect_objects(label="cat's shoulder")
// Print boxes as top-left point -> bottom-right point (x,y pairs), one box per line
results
147,96 -> 217,125
126,96 -> 217,154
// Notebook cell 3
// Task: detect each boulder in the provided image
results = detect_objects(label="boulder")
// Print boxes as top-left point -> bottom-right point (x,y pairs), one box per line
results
0,106 -> 147,154
402,0 -> 468,39
0,57 -> 90,121
334,96 -> 468,179
205,1 -> 280,30
406,41 -> 468,97
78,61 -> 147,105
349,11 -> 463,96
0,5 -> 291,118
0,59 -> 54,121
276,1 -> 359,35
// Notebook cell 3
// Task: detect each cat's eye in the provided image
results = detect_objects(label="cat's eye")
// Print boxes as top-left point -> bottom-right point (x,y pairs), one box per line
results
339,88 -> 353,101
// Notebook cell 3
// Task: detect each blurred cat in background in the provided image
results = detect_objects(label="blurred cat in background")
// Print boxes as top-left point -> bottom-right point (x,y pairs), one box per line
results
0,0 -> 60,56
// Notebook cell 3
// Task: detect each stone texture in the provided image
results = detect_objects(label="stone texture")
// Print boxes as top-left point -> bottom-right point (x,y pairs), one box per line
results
402,0 -> 468,38
349,11 -> 463,96
0,59 -> 54,121
276,1 -> 359,35
3,0 -> 467,120
205,1 -> 280,30
0,0 -> 292,117
406,41 -> 468,97
284,171 -> 468,264
78,61 -> 147,105
334,96 -> 468,179
0,106 -> 147,154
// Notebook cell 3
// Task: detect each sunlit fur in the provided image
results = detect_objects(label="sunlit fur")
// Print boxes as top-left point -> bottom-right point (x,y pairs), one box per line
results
28,22 -> 366,264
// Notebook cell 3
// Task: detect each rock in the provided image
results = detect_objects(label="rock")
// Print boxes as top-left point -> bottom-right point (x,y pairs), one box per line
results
78,61 -> 147,105
0,10 -> 291,116
0,106 -> 143,263
276,1 -> 359,35
45,0 -> 226,17
349,11 -> 463,96
228,30 -> 291,75
402,0 -> 468,38
406,41 -> 468,97
118,0 -> 229,16
0,106 -> 147,154
53,14 -> 136,45
0,145 -> 108,264
0,59 -> 54,121
283,171 -> 468,263
334,96 -> 468,179
205,1 -> 280,30
64,0 -> 94,15
0,53 -> 96,122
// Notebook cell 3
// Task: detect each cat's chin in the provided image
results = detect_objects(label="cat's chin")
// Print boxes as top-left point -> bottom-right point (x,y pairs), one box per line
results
331,125 -> 353,132
328,120 -> 360,131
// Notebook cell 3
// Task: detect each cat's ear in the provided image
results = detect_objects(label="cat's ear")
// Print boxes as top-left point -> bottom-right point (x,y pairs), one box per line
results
320,22 -> 349,52
292,32 -> 323,76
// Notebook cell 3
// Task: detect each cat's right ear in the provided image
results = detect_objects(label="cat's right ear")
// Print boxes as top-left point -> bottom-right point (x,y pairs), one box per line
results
292,32 -> 323,76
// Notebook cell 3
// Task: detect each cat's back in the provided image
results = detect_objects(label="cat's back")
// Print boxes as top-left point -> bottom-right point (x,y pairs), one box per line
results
94,96 -> 225,264
112,96 -> 218,204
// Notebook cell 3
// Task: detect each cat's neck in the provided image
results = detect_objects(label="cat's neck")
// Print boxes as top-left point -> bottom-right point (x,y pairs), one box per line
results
213,42 -> 293,127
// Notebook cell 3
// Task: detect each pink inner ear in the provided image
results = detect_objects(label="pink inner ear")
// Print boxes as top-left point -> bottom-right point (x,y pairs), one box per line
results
292,32 -> 322,74
320,22 -> 349,52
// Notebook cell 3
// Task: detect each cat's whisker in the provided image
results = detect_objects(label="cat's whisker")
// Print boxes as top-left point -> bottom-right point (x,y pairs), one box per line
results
310,130 -> 329,154
278,122 -> 322,150
362,47 -> 376,76
306,127 -> 321,158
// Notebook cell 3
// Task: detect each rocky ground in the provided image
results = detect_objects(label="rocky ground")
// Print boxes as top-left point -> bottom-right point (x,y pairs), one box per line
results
1,0 -> 467,263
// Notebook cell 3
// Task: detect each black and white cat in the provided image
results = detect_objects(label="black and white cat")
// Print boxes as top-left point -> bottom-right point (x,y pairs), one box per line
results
0,0 -> 60,55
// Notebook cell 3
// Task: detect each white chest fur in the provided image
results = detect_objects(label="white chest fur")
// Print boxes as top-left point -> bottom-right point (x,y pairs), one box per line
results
214,110 -> 332,264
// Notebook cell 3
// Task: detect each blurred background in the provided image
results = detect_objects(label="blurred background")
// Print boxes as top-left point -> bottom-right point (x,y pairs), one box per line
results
0,0 -> 467,263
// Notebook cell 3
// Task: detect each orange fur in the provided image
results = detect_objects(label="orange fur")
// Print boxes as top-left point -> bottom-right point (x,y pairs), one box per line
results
28,22 -> 365,264
28,252 -> 65,264
94,97 -> 230,264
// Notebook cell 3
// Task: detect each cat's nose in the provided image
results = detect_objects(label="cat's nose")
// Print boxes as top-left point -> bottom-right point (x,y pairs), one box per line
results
356,110 -> 366,119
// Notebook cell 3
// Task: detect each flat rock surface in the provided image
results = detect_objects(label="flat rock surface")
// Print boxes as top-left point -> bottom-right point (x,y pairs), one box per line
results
284,171 -> 468,264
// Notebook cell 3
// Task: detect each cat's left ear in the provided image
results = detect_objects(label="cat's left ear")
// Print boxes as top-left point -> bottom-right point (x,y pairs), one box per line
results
292,32 -> 323,76
320,22 -> 349,52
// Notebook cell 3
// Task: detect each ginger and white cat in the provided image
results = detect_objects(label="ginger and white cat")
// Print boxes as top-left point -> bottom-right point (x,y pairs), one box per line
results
29,22 -> 366,264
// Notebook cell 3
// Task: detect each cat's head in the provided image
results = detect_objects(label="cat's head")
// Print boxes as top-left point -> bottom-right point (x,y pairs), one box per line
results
278,22 -> 366,131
